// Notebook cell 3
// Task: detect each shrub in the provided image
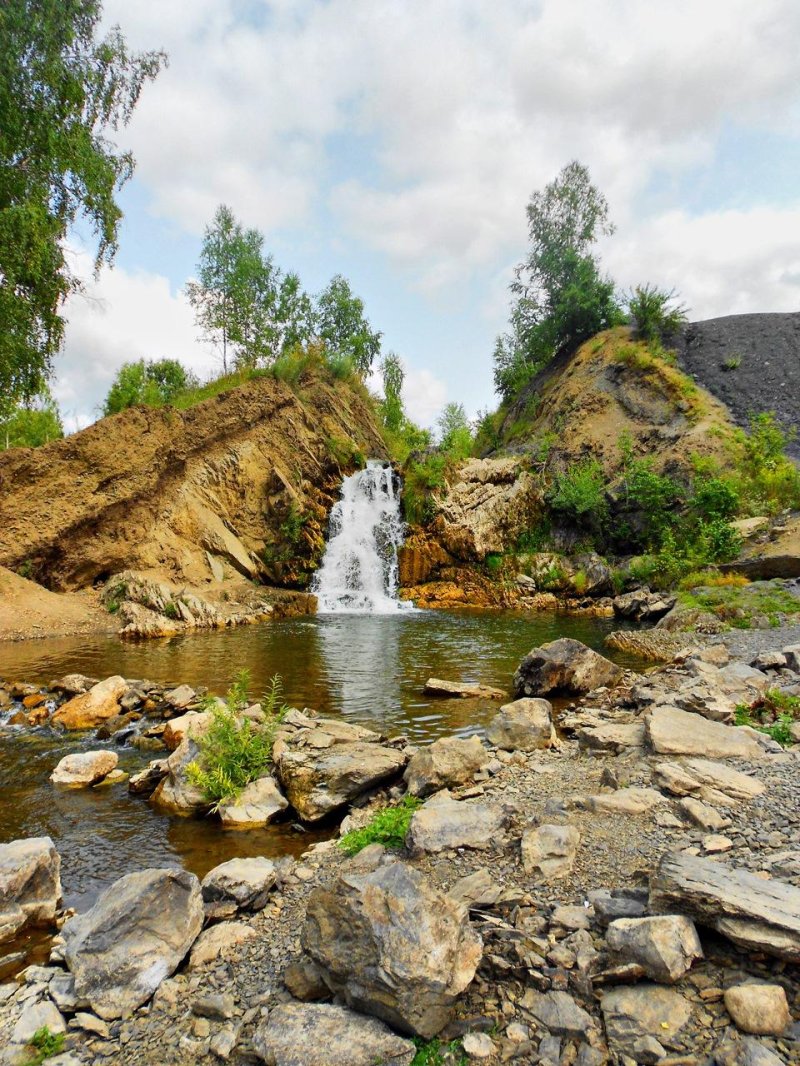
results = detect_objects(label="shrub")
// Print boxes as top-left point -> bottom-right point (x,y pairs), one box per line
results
411,1037 -> 468,1066
627,284 -> 688,342
338,795 -> 422,856
188,671 -> 287,807
25,1026 -> 65,1065
548,458 -> 608,528
678,570 -> 749,590
690,477 -> 739,522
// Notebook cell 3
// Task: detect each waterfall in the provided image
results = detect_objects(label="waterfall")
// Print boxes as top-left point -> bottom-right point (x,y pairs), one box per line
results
312,460 -> 411,613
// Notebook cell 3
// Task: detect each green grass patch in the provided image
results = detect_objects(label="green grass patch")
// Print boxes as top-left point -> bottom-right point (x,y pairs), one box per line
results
338,795 -> 422,856
677,582 -> 800,629
24,1026 -> 65,1065
411,1037 -> 468,1066
736,688 -> 799,747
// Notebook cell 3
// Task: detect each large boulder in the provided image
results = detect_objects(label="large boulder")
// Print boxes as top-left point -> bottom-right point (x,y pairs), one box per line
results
514,639 -> 623,698
646,706 -> 767,760
62,868 -> 203,1019
301,860 -> 482,1039
201,857 -> 276,912
406,793 -> 511,854
52,675 -> 127,730
274,711 -> 408,822
404,735 -> 489,798
486,698 -> 556,751
252,1002 -> 416,1066
601,985 -> 692,1061
613,588 -> 676,623
0,837 -> 61,942
650,852 -> 800,961
149,736 -> 208,815
653,758 -> 765,804
723,984 -> 790,1036
50,750 -> 118,788
606,916 -> 703,983
217,775 -> 288,828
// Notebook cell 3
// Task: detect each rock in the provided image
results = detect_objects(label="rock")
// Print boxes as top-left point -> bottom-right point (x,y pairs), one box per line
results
0,836 -> 61,942
654,758 -> 765,804
188,921 -> 257,969
301,860 -> 482,1039
514,638 -> 623,698
751,650 -> 788,671
424,678 -> 506,700
217,775 -> 288,828
679,796 -> 731,831
192,993 -> 235,1020
62,867 -> 204,1019
606,915 -> 703,983
601,984 -> 692,1057
462,1032 -> 495,1059
162,710 -> 211,751
71,1011 -> 110,1037
723,984 -> 790,1036
51,675 -> 127,730
613,589 -> 676,623
283,957 -> 331,1001
448,869 -> 502,910
51,674 -> 99,696
11,998 -> 66,1044
406,793 -> 511,854
588,787 -> 668,816
703,834 -> 733,853
164,684 -> 196,710
127,758 -> 168,795
201,857 -> 276,911
485,698 -> 556,751
650,851 -> 800,961
149,736 -> 208,815
521,989 -> 594,1038
783,643 -> 800,672
404,735 -> 489,798
50,750 -> 118,788
521,824 -> 580,880
577,720 -> 646,753
646,705 -> 766,759
252,1002 -> 416,1066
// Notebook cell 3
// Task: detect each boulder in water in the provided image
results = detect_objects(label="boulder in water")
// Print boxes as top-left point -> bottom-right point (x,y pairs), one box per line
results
514,639 -> 623,698
50,750 -> 118,788
52,675 -> 127,730
0,836 -> 62,943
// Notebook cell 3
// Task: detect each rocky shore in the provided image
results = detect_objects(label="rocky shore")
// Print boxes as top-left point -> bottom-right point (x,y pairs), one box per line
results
1,635 -> 800,1065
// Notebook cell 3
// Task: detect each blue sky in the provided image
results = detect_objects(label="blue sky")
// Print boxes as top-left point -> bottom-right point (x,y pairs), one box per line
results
56,0 -> 800,431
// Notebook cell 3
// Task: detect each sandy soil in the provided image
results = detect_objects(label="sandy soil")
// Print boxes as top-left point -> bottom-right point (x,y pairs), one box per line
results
0,566 -> 116,643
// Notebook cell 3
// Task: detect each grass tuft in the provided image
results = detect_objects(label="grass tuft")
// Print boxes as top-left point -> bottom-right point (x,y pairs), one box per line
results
338,795 -> 422,856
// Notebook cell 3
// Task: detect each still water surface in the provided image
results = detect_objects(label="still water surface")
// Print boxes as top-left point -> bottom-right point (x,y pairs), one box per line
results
0,610 -> 638,920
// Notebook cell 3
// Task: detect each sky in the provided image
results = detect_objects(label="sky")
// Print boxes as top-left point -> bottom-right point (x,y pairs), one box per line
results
55,0 -> 800,432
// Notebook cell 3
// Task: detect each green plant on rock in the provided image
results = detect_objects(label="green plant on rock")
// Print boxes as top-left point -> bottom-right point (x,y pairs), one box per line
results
547,457 -> 607,532
24,1026 -> 65,1065
626,284 -> 688,343
187,671 -> 287,808
280,503 -> 309,544
338,795 -> 422,856
411,1037 -> 468,1066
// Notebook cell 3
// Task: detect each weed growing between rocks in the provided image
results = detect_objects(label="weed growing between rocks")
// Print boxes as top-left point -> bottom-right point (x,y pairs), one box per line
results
187,670 -> 287,807
338,795 -> 422,856
410,1036 -> 468,1066
735,687 -> 800,747
24,1026 -> 64,1065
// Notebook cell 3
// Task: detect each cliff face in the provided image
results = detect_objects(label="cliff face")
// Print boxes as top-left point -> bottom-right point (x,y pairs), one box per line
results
0,373 -> 386,592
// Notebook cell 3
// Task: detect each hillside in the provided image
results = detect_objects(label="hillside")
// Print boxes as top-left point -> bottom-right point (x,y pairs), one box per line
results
676,312 -> 800,458
0,372 -> 386,593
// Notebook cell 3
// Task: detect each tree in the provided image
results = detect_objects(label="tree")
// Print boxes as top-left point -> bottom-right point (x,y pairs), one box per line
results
1,388 -> 63,449
493,161 -> 622,400
437,401 -> 474,458
103,358 -> 197,415
0,0 -> 165,407
316,275 -> 382,375
380,352 -> 405,432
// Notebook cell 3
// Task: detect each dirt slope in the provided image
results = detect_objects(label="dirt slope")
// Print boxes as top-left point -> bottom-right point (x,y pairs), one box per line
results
0,566 -> 111,641
0,373 -> 385,592
676,312 -> 800,458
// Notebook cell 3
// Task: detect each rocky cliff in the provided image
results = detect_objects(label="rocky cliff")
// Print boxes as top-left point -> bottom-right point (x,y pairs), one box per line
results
0,372 -> 386,593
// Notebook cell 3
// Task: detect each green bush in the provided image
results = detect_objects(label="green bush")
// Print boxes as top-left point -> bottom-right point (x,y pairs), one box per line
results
338,795 -> 422,856
627,284 -> 688,342
25,1026 -> 65,1065
187,671 -> 287,808
411,1037 -> 468,1066
547,458 -> 607,528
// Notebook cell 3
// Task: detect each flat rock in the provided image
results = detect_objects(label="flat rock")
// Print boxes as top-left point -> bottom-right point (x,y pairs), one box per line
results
50,750 -> 118,788
217,775 -> 288,828
601,984 -> 692,1056
188,921 -> 257,969
202,857 -> 276,911
514,638 -> 623,698
521,989 -> 594,1039
0,836 -> 61,943
164,684 -> 196,710
448,869 -> 502,910
723,984 -> 790,1036
62,867 -> 204,1019
577,720 -> 646,753
588,787 -> 668,815
521,824 -> 580,880
11,998 -> 65,1044
404,735 -> 489,798
406,793 -> 511,854
486,698 -> 556,751
679,796 -> 731,831
654,758 -> 765,805
301,860 -> 482,1039
606,915 -> 703,983
424,678 -> 506,700
162,710 -> 211,751
646,705 -> 766,759
52,675 -> 127,730
650,851 -> 800,961
252,1002 -> 416,1065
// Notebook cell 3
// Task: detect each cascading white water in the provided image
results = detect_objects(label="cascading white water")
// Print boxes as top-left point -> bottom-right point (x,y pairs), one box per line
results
312,460 -> 411,613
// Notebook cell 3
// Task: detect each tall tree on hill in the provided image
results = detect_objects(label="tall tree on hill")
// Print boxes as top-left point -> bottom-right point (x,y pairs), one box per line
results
0,0 -> 165,413
316,274 -> 382,375
493,161 -> 622,401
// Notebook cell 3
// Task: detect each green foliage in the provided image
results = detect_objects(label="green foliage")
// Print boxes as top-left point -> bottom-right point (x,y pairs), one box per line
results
338,795 -> 422,856
473,407 -> 504,454
326,433 -> 367,470
723,355 -> 741,371
403,453 -> 448,525
622,458 -> 681,541
0,0 -> 165,409
0,389 -> 63,448
731,413 -> 800,515
280,504 -> 308,544
626,284 -> 688,342
187,671 -> 287,808
411,1037 -> 468,1066
547,458 -> 608,529
493,161 -> 622,401
316,274 -> 382,375
736,688 -> 799,747
516,519 -> 553,554
103,358 -> 198,415
437,402 -> 474,459
485,552 -> 504,576
24,1025 -> 65,1065
380,352 -> 405,433
678,582 -> 800,628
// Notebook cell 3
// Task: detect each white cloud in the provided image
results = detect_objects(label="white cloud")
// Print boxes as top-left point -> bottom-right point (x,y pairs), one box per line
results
402,367 -> 448,429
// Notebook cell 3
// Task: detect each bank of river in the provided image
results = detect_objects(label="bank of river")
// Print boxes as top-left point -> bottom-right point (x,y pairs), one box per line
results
0,610 -> 640,919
